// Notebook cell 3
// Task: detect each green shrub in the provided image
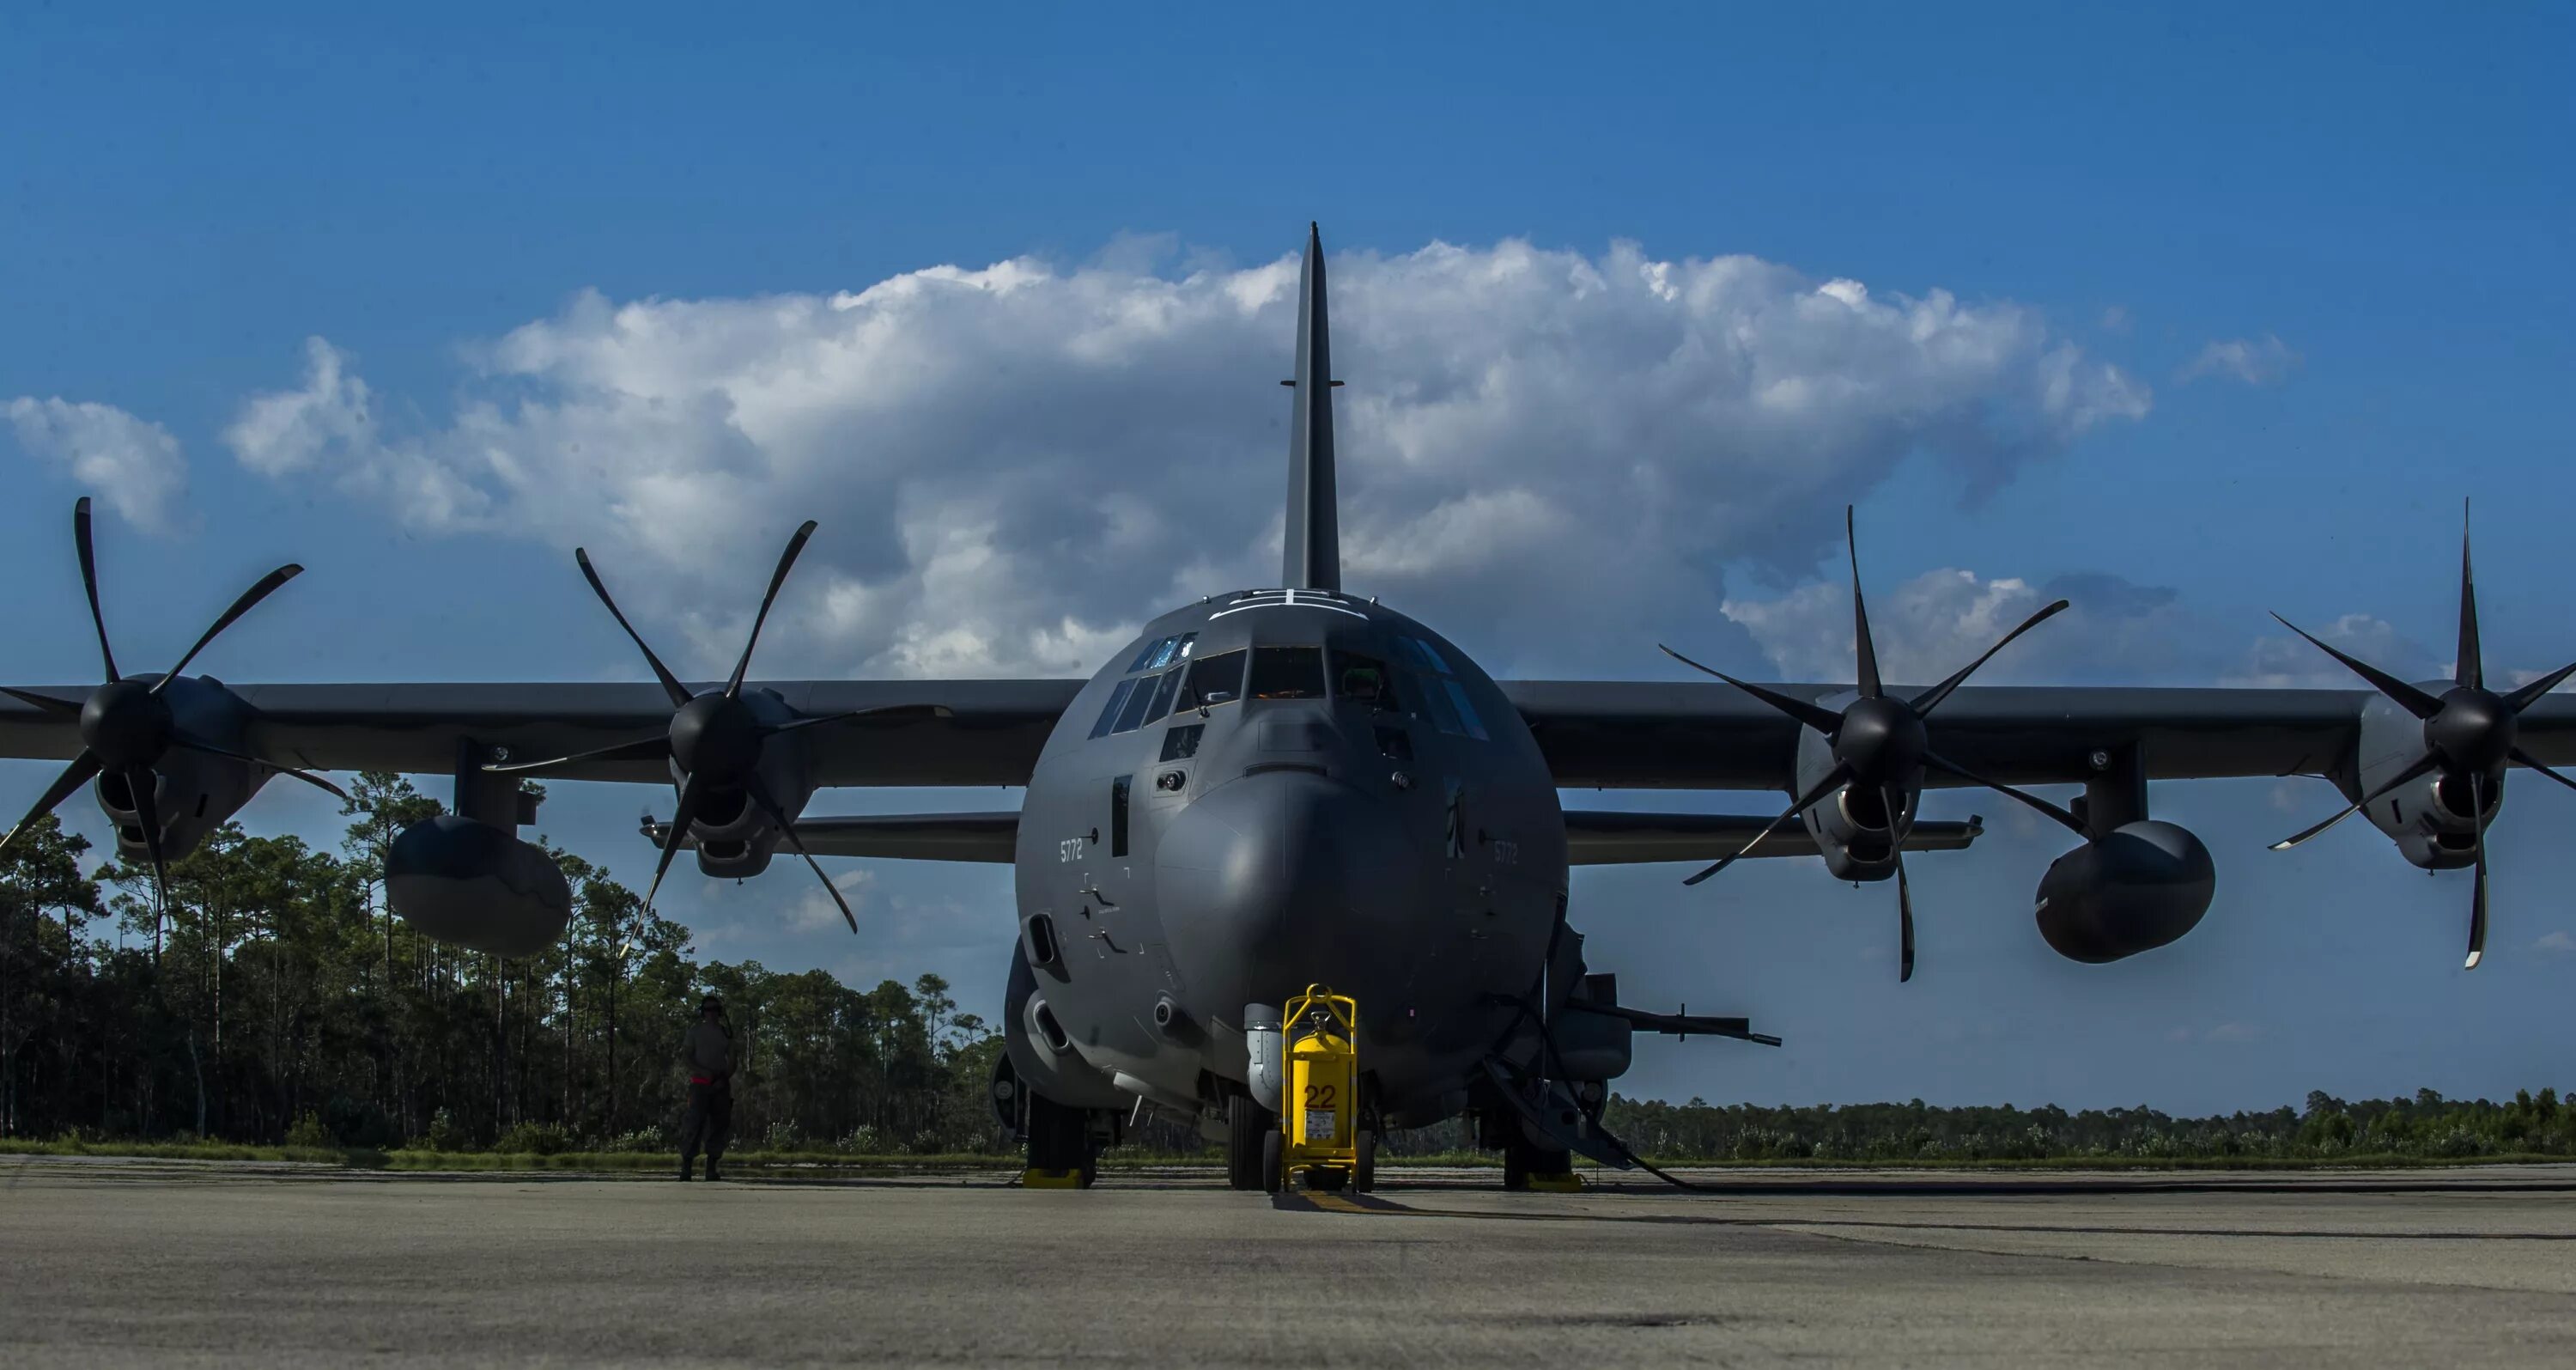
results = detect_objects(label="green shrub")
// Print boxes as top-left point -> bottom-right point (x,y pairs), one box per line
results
284,1112 -> 336,1149
494,1122 -> 571,1155
424,1108 -> 465,1153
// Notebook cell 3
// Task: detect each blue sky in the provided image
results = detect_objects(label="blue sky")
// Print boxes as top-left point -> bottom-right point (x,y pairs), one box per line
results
6,3 -> 2573,1114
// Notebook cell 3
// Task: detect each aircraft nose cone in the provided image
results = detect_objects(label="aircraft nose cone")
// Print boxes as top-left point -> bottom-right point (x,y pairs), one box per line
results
1155,770 -> 1422,1022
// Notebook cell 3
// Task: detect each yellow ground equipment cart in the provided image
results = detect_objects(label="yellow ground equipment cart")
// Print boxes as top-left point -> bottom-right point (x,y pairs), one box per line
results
1263,985 -> 1376,1193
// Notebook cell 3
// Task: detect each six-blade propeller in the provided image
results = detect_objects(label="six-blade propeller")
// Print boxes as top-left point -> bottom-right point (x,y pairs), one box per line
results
490,521 -> 943,931
1660,507 -> 2090,982
2267,504 -> 2576,969
0,499 -> 346,916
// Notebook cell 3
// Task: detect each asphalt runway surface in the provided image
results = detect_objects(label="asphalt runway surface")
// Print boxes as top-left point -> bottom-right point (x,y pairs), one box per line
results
6,1159 -> 2575,1367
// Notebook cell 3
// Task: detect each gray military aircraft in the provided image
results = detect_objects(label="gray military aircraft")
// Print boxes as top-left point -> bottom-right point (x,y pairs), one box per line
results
8,224 -> 2574,1190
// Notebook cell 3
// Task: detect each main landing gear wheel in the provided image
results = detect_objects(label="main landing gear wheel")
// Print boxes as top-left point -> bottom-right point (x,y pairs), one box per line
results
1227,1097 -> 1275,1191
1259,1129 -> 1284,1195
1353,1129 -> 1377,1192
1024,1092 -> 1097,1189
1503,1132 -> 1573,1192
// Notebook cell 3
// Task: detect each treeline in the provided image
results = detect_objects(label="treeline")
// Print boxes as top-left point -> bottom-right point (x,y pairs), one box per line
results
0,773 -> 1003,1154
6,776 -> 2572,1163
1599,1090 -> 2576,1162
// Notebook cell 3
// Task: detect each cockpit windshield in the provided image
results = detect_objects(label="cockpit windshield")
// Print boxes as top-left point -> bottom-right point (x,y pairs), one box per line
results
1331,649 -> 1394,708
1247,646 -> 1325,700
1179,648 -> 1247,709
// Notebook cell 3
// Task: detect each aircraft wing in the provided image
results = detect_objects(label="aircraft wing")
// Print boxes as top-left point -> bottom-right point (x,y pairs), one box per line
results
1503,680 -> 2576,790
0,679 -> 1083,788
643,811 -> 1020,862
1563,809 -> 1981,864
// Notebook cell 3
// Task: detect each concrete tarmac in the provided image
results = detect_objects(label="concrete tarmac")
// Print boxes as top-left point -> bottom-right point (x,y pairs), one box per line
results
5,1158 -> 2575,1367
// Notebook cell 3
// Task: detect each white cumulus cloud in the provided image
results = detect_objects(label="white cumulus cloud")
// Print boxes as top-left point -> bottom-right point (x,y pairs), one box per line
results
1722,566 -> 2202,686
5,396 -> 191,533
223,236 -> 2151,679
2183,334 -> 2300,387
2226,614 -> 2439,688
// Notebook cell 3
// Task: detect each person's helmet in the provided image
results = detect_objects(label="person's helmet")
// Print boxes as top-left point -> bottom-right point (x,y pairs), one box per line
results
698,994 -> 724,1014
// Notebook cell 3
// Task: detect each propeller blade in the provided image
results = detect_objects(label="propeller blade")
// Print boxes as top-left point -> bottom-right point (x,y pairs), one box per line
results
1657,644 -> 1844,735
1847,506 -> 1881,700
1682,762 -> 1852,886
1922,751 -> 2089,836
749,776 -> 856,935
1909,600 -> 2073,718
2,751 -> 104,850
2457,501 -> 2481,691
72,496 -> 124,685
483,733 -> 672,777
153,564 -> 305,692
1892,825 -> 1915,983
169,735 -> 349,801
760,702 -> 956,739
0,686 -> 83,718
2508,746 -> 2576,796
2502,660 -> 2576,714
2268,613 -> 2442,719
2465,770 -> 2488,971
726,520 -> 818,698
641,773 -> 703,916
129,767 -> 173,921
2268,750 -> 2443,851
575,549 -> 694,709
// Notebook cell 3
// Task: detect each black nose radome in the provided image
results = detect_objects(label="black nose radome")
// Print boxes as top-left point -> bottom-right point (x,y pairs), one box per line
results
1153,770 -> 1419,1019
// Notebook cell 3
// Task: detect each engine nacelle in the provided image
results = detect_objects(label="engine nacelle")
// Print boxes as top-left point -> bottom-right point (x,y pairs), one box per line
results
2354,691 -> 2492,869
1794,719 -> 1916,881
96,746 -> 259,864
670,689 -> 822,879
386,815 -> 572,956
93,673 -> 264,862
2035,820 -> 2215,963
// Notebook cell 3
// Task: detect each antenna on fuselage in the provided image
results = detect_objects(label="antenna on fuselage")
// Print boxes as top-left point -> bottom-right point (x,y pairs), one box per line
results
1280,222 -> 1343,593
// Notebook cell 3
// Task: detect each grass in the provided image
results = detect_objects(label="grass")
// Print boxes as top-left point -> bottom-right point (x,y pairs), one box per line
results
9,1135 -> 2569,1173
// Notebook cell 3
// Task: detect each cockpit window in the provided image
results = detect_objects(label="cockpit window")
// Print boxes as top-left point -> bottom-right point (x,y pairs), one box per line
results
1332,650 -> 1393,708
1125,631 -> 1198,674
1179,648 -> 1246,709
1089,679 -> 1139,738
1414,672 -> 1465,735
1113,671 -> 1161,733
1247,646 -> 1325,700
1439,678 -> 1490,740
1398,636 -> 1453,674
1140,666 -> 1184,724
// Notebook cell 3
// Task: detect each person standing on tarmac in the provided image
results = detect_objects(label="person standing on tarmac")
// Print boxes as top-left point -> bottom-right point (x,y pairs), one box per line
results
677,995 -> 735,1181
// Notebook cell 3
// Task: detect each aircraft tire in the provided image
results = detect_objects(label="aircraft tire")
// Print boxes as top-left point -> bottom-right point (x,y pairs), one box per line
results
1502,1131 -> 1570,1191
1260,1129 -> 1283,1194
1227,1097 -> 1273,1190
1353,1130 -> 1376,1191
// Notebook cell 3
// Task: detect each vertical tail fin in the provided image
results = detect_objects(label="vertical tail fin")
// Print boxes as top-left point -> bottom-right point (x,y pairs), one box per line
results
1281,222 -> 1341,592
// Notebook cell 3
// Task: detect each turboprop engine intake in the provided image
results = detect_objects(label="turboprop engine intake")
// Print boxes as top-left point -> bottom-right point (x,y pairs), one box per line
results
2034,820 -> 2215,963
385,815 -> 573,957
